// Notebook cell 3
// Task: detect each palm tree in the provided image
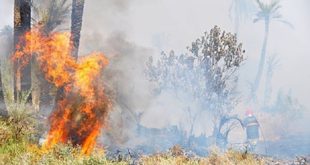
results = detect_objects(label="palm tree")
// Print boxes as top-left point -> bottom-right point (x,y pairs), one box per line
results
32,0 -> 71,33
251,0 -> 292,99
263,55 -> 279,106
71,0 -> 85,59
0,26 -> 14,117
31,0 -> 70,111
229,0 -> 256,35
14,0 -> 31,97
54,0 -> 85,104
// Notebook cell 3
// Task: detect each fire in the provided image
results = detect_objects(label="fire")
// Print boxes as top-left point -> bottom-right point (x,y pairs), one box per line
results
13,28 -> 111,154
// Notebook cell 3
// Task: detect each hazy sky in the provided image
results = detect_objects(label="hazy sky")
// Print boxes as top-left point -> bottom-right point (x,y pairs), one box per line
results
1,0 -> 309,109
82,0 -> 310,110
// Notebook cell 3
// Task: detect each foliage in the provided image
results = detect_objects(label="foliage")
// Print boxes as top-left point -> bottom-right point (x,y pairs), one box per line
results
147,25 -> 244,111
32,0 -> 71,33
30,0 -> 71,112
146,26 -> 245,144
0,25 -> 38,143
0,142 -> 127,165
251,0 -> 293,101
187,25 -> 244,112
0,114 -> 261,165
265,89 -> 304,118
0,138 -> 265,165
260,89 -> 306,138
254,0 -> 293,28
0,110 -> 259,165
230,0 -> 256,22
229,0 -> 256,33
0,90 -> 36,145
263,55 -> 280,106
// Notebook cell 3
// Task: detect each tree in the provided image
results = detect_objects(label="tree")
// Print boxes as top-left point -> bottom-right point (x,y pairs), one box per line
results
54,0 -> 85,102
71,0 -> 85,59
263,55 -> 279,107
31,0 -> 70,111
229,0 -> 256,35
146,26 -> 245,148
14,0 -> 31,97
251,0 -> 292,100
0,26 -> 14,117
264,89 -> 305,137
1,27 -> 36,136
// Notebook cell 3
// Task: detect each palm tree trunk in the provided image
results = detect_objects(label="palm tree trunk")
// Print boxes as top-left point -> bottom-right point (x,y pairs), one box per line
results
252,19 -> 269,99
0,29 -> 14,116
14,0 -> 31,99
71,0 -> 85,59
55,0 -> 85,102
31,58 -> 40,112
263,70 -> 272,107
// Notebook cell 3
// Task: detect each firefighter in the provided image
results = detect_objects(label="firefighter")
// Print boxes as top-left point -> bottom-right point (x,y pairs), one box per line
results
243,109 -> 259,151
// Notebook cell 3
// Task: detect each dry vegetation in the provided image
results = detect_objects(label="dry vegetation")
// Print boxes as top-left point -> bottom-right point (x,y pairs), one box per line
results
0,114 -> 263,165
140,146 -> 263,165
1,113 -> 307,165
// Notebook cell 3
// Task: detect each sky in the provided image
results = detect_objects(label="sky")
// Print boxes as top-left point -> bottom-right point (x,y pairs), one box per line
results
1,0 -> 310,116
80,0 -> 310,109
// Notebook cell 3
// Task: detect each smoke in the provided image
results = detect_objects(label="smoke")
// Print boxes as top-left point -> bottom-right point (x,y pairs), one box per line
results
100,33 -> 155,148
78,0 -> 310,156
0,0 -> 309,157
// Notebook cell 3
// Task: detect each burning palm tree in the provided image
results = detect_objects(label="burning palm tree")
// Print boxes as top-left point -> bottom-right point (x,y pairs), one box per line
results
14,0 -> 31,96
53,0 -> 85,101
31,0 -> 71,111
13,28 -> 110,155
13,0 -> 111,154
71,0 -> 85,59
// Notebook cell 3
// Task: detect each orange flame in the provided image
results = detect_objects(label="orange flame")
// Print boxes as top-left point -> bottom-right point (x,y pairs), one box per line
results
13,28 -> 111,154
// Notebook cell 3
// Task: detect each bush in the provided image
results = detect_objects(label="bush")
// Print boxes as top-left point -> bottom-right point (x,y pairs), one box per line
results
0,142 -> 128,165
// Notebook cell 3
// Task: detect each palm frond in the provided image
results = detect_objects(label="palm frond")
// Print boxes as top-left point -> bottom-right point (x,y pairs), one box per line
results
266,54 -> 280,72
254,0 -> 292,29
276,19 -> 294,29
253,17 -> 262,23
230,0 -> 256,23
32,0 -> 71,33
256,0 -> 265,11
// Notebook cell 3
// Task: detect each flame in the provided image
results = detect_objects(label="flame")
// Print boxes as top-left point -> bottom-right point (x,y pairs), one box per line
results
13,28 -> 111,154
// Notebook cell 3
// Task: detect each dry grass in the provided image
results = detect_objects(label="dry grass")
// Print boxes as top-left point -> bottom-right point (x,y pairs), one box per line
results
0,142 -> 127,165
0,115 -> 264,165
140,150 -> 263,165
0,102 -> 128,165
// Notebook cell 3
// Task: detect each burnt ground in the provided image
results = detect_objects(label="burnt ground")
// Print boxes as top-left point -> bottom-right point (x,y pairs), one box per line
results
255,135 -> 310,159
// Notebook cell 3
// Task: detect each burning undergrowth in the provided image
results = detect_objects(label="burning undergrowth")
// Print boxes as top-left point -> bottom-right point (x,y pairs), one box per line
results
12,27 -> 111,154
